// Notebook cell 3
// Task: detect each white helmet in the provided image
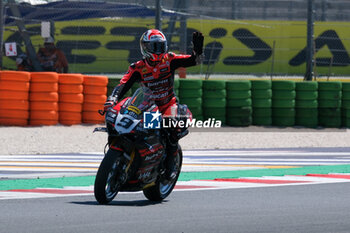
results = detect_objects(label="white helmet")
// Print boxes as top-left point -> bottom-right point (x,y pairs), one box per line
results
140,29 -> 168,62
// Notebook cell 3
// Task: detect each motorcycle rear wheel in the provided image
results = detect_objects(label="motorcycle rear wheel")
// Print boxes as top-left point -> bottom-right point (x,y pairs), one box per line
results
143,147 -> 183,201
94,149 -> 123,204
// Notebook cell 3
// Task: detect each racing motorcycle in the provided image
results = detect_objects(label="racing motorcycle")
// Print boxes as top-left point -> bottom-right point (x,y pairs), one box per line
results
93,86 -> 191,204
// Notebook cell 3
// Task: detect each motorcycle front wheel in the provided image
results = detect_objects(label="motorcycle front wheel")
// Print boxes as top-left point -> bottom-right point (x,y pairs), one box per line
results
94,149 -> 123,204
143,146 -> 183,201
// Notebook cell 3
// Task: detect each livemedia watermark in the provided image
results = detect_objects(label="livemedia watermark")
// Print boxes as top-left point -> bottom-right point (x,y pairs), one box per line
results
143,110 -> 346,132
143,110 -> 222,129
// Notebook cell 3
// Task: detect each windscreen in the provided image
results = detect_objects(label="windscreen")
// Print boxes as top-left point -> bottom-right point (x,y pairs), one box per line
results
126,86 -> 155,111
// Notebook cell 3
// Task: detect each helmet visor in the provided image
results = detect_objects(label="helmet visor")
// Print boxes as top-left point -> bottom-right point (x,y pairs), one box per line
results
144,41 -> 167,55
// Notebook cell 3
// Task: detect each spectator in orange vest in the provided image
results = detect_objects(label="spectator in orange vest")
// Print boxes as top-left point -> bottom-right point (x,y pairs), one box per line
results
37,37 -> 68,73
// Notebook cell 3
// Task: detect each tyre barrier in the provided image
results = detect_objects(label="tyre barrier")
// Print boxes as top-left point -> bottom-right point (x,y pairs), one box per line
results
4,71 -> 350,129
58,74 -> 84,125
202,80 -> 226,124
295,81 -> 318,128
251,80 -> 272,126
0,71 -> 31,126
179,79 -> 203,120
271,80 -> 296,127
342,82 -> 350,128
29,72 -> 59,126
82,75 -> 108,124
226,80 -> 251,126
318,81 -> 342,128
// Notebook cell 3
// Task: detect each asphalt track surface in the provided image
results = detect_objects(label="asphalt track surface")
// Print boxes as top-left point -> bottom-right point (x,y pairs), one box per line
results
1,183 -> 350,233
1,148 -> 350,233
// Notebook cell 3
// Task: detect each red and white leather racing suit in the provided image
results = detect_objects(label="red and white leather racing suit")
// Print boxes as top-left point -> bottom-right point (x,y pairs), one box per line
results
110,52 -> 198,115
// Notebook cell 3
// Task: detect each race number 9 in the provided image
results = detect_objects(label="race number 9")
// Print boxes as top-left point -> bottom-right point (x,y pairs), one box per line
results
117,117 -> 133,128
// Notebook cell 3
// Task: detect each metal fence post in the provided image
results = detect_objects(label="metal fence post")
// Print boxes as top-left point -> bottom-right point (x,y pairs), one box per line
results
155,0 -> 162,30
321,0 -> 327,21
305,0 -> 315,81
179,0 -> 187,54
231,0 -> 236,20
8,0 -> 42,71
178,0 -> 187,78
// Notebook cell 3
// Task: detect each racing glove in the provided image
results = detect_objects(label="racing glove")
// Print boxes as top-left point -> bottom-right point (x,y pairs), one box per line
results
192,31 -> 204,55
104,96 -> 118,112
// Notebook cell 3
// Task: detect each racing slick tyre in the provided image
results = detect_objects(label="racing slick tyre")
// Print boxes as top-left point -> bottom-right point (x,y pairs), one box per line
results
272,90 -> 296,100
83,75 -> 109,86
295,108 -> 318,118
226,80 -> 251,91
272,99 -> 295,108
342,100 -> 350,109
252,99 -> 272,108
295,100 -> 318,108
0,71 -> 30,82
271,80 -> 295,90
296,91 -> 318,100
82,111 -> 104,123
83,94 -> 107,104
0,118 -> 28,126
30,72 -> 58,83
251,89 -> 272,99
202,89 -> 226,98
203,80 -> 225,90
58,84 -> 83,94
295,117 -> 318,128
252,117 -> 272,126
318,100 -> 341,108
272,108 -> 295,117
29,82 -> 58,92
60,93 -> 84,104
342,82 -> 350,92
272,117 -> 295,127
58,74 -> 84,84
0,80 -> 30,91
83,85 -> 107,95
59,103 -> 83,112
226,90 -> 251,99
143,146 -> 183,202
295,81 -> 318,91
342,91 -> 350,100
318,81 -> 342,91
94,149 -> 124,204
252,108 -> 272,117
0,90 -> 28,100
29,92 -> 59,102
179,79 -> 202,89
251,80 -> 272,90
318,91 -> 342,100
179,89 -> 203,98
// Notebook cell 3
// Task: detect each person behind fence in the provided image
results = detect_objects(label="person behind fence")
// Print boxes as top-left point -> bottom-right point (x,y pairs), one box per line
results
105,29 -> 204,180
16,53 -> 33,71
36,37 -> 68,73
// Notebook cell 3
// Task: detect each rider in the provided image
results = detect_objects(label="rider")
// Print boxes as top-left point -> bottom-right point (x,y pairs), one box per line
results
105,29 -> 204,180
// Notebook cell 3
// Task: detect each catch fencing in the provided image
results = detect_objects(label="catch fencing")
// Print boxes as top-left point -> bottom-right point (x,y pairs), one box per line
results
1,0 -> 350,77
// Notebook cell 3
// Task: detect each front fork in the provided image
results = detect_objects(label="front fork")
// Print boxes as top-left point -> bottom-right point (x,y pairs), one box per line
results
108,137 -> 136,185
